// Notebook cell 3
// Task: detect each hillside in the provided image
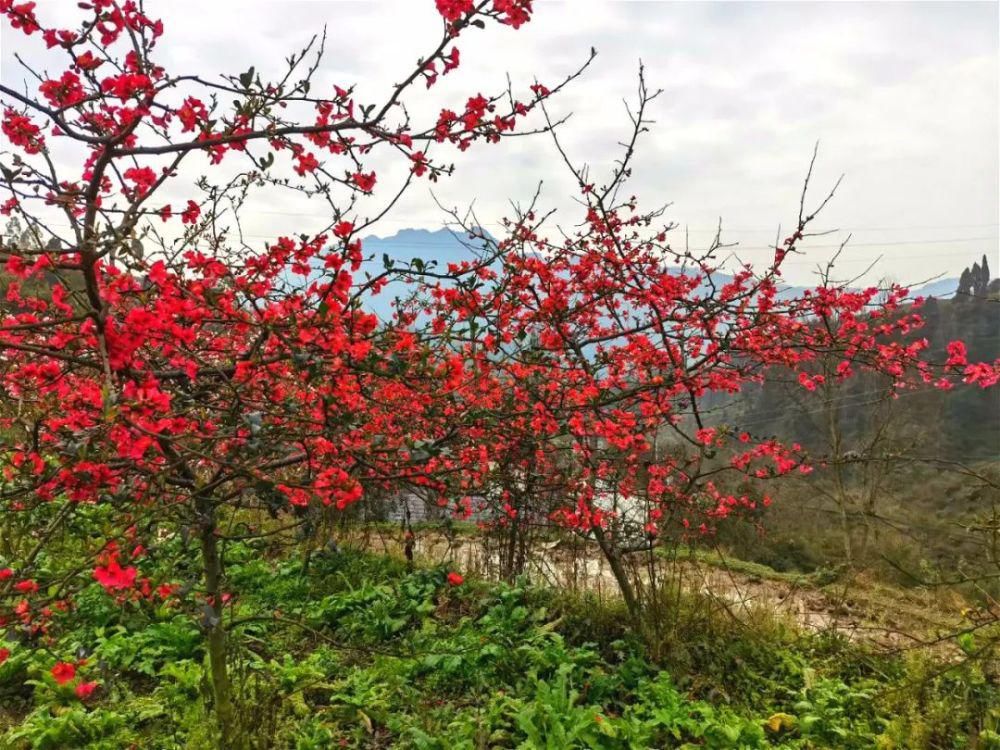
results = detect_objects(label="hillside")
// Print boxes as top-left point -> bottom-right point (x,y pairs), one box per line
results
729,293 -> 1000,461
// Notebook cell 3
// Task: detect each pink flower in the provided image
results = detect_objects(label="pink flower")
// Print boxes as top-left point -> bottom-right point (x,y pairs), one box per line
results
945,340 -> 967,368
695,427 -> 717,446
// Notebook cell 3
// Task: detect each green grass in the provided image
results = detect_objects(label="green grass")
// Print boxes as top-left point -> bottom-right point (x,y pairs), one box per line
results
1,544 -> 997,749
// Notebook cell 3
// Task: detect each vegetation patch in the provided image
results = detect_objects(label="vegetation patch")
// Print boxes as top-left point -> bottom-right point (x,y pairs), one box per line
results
2,547 -> 996,749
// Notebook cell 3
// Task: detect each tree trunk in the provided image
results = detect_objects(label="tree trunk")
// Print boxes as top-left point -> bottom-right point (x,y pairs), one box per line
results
837,500 -> 854,568
823,377 -> 855,569
198,503 -> 237,746
592,526 -> 641,622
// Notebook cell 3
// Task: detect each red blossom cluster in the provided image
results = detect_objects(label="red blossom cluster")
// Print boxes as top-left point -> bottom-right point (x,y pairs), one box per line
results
48,660 -> 99,699
0,0 -> 580,658
408,101 -> 999,603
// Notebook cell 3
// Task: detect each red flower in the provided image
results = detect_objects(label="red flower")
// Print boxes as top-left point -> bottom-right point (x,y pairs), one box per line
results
38,72 -> 87,107
93,558 -> 137,591
51,661 -> 76,685
446,571 -> 464,586
4,1 -> 41,35
177,97 -> 208,132
0,648 -> 10,665
411,151 -> 428,177
0,567 -> 12,581
123,166 -> 158,196
333,221 -> 354,239
14,579 -> 38,593
156,583 -> 176,599
435,0 -> 473,22
695,427 -> 717,446
74,51 -> 103,72
352,171 -> 376,192
100,72 -> 153,102
494,0 -> 533,28
963,361 -> 1000,388
946,340 -> 967,368
42,28 -> 77,48
181,200 -> 200,225
75,681 -> 99,700
2,108 -> 44,154
443,48 -> 460,75
294,151 -> 320,176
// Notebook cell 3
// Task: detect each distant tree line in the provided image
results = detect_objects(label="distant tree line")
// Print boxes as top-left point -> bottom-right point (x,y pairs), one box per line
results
957,253 -> 998,299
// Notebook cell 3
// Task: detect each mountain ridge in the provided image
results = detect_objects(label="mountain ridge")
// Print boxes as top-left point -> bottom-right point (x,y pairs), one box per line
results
359,227 -> 962,299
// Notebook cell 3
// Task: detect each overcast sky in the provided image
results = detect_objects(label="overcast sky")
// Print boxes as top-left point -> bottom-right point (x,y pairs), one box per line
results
3,1 -> 998,286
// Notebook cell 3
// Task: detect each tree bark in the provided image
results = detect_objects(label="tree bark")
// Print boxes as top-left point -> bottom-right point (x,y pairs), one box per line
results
197,500 -> 236,746
592,525 -> 641,622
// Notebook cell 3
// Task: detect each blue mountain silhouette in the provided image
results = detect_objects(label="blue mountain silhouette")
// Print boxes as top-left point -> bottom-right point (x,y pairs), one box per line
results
329,227 -> 960,320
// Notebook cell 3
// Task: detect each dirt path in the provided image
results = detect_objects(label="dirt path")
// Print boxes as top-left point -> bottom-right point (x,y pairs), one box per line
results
348,528 -> 969,652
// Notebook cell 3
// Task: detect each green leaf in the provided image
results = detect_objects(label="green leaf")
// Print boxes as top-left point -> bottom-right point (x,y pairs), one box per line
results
957,632 -> 976,655
239,66 -> 255,89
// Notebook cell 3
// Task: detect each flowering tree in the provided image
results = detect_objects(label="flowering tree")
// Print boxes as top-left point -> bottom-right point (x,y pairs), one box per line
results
0,0 -> 582,739
421,73 -> 1000,621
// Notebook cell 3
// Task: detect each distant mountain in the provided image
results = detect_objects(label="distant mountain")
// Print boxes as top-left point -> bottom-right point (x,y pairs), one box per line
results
294,227 -> 966,324
912,278 -> 959,299
353,227 -> 959,309
360,227 -> 492,267
355,227 -> 493,321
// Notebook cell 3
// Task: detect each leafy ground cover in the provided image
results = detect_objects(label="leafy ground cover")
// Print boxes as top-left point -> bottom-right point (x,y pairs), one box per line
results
1,544 -> 997,749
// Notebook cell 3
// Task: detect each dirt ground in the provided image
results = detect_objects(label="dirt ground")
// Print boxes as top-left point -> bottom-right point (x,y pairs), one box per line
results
346,527 -> 977,653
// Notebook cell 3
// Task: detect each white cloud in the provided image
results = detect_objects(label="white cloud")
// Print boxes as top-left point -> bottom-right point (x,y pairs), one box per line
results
2,0 -> 997,285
